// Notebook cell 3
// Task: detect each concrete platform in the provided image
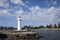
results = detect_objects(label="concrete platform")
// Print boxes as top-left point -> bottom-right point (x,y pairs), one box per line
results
10,30 -> 36,35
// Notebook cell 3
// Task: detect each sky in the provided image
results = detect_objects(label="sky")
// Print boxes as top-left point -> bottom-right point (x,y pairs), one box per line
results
0,0 -> 60,27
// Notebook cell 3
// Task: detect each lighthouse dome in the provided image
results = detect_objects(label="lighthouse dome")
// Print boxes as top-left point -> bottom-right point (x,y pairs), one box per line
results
18,16 -> 21,18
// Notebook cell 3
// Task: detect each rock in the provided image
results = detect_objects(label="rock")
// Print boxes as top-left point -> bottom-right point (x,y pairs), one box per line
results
0,30 -> 42,40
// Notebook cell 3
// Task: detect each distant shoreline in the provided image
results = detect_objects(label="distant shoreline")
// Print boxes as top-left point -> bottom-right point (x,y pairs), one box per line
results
32,28 -> 60,30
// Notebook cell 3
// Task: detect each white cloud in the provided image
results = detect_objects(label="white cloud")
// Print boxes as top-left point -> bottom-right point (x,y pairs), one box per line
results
48,7 -> 60,20
11,0 -> 29,8
15,9 -> 24,15
51,0 -> 57,6
0,0 -> 9,8
0,0 -> 59,23
0,9 -> 10,16
45,0 -> 57,7
29,6 -> 42,17
0,4 -> 59,22
27,6 -> 60,22
11,0 -> 25,5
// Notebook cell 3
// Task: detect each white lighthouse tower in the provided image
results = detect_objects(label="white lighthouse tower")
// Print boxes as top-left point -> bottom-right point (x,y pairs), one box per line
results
17,16 -> 22,31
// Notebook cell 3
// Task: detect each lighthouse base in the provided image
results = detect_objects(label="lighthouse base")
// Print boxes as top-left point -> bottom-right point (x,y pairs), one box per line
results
17,29 -> 27,32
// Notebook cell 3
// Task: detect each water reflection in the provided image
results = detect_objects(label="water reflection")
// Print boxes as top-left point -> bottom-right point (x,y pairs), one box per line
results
35,30 -> 60,40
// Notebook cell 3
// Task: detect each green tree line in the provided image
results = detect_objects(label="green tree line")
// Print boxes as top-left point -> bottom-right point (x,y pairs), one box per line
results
22,22 -> 60,29
0,22 -> 60,30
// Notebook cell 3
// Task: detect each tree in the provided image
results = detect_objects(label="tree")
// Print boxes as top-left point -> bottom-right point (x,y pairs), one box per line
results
0,26 -> 4,30
46,24 -> 52,28
22,26 -> 28,29
49,24 -> 52,28
54,24 -> 57,28
39,25 -> 44,28
58,22 -> 60,28
34,26 -> 39,29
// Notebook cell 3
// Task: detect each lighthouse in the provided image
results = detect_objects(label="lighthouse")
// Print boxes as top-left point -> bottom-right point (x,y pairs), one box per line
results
17,16 -> 22,31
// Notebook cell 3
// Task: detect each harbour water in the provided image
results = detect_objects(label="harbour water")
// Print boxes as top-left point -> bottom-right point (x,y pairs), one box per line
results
35,30 -> 60,40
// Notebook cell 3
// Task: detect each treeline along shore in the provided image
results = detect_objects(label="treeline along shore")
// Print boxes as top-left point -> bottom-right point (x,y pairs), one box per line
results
0,22 -> 60,31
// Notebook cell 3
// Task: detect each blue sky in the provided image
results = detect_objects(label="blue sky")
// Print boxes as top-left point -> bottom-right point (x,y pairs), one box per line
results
0,0 -> 60,27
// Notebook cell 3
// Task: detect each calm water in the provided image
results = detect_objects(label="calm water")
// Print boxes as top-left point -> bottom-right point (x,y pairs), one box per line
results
35,30 -> 60,40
